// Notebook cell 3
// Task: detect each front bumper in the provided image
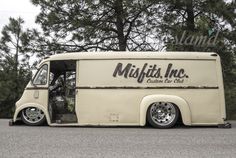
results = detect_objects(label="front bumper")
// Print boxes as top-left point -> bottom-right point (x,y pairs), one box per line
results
9,119 -> 14,126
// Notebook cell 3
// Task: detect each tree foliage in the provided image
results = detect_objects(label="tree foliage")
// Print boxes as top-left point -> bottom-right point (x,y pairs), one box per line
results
157,0 -> 236,119
31,0 -> 236,119
0,17 -> 32,117
31,0 -> 163,52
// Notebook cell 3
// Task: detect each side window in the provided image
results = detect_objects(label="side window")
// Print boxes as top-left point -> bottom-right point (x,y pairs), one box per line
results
33,64 -> 48,85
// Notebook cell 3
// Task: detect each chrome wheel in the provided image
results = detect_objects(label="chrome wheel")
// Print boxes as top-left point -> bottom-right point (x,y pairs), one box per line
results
22,107 -> 45,125
147,102 -> 179,128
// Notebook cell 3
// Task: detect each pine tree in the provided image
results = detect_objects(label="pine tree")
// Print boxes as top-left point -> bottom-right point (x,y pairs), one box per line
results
31,0 -> 161,52
29,0 -> 236,119
157,0 -> 236,119
0,17 -> 33,117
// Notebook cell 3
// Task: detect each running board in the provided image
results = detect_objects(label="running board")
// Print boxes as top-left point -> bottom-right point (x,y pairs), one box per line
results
50,123 -> 79,127
54,114 -> 77,124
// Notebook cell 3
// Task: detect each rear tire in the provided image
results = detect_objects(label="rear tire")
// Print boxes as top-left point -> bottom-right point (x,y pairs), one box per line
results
147,102 -> 179,128
21,107 -> 46,126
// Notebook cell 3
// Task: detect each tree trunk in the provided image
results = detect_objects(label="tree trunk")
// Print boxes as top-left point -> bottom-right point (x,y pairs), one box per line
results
14,25 -> 20,96
186,0 -> 195,31
114,0 -> 126,51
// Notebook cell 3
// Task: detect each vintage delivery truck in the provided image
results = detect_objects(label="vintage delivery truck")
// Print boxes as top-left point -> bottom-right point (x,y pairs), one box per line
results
10,52 -> 231,128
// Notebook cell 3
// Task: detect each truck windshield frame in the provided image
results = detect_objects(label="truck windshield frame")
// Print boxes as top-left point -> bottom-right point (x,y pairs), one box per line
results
32,64 -> 48,85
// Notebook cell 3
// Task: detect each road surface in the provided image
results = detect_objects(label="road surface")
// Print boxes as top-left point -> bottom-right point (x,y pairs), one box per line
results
0,119 -> 235,158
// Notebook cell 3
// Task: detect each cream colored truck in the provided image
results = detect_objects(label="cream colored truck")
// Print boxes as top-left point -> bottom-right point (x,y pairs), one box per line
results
10,52 -> 231,128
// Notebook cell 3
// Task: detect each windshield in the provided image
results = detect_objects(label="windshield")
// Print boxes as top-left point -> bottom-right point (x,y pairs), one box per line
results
33,64 -> 48,85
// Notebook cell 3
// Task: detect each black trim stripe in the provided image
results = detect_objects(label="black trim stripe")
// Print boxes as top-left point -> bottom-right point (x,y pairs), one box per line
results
25,87 -> 48,90
25,86 -> 219,90
76,86 -> 219,89
78,58 -> 216,61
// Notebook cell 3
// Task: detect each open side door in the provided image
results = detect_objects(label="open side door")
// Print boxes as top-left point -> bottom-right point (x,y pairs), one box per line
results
48,60 -> 77,123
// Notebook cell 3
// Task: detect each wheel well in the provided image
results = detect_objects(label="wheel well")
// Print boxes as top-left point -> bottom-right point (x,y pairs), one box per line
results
145,102 -> 183,125
16,107 -> 46,119
16,110 -> 22,118
18,107 -> 48,125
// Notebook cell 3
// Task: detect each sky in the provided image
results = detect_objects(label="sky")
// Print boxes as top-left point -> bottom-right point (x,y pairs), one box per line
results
0,0 -> 40,30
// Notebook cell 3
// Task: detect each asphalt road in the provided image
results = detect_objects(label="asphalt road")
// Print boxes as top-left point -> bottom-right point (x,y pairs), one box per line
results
0,119 -> 236,158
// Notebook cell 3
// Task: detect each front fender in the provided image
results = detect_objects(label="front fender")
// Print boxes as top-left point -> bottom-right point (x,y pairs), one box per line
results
13,103 -> 51,125
140,95 -> 191,126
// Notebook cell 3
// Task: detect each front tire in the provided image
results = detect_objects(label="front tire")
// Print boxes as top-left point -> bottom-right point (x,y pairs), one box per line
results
21,107 -> 46,126
147,102 -> 179,128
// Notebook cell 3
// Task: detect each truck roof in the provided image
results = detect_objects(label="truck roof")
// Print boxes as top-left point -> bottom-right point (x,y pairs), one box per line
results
43,51 -> 218,62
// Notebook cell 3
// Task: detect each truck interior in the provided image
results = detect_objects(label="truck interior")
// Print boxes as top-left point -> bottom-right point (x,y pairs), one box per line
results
48,60 -> 77,123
